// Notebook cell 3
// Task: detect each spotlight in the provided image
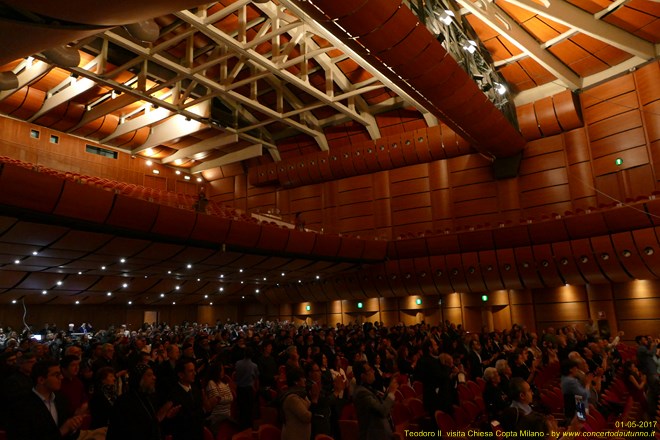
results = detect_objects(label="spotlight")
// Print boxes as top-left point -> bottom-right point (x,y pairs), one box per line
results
436,9 -> 454,25
463,40 -> 477,54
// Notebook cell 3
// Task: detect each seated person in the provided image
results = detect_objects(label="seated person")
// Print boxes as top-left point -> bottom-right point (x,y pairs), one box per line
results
483,367 -> 509,419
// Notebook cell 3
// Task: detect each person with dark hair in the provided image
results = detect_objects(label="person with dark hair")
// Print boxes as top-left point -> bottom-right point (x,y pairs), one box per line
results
636,335 -> 659,415
234,347 -> 259,429
89,367 -> 117,429
256,341 -> 278,400
353,361 -> 398,440
107,364 -> 180,440
163,359 -> 205,440
623,360 -> 648,416
6,359 -> 84,440
205,363 -> 234,435
155,343 -> 180,405
2,351 -> 37,402
414,338 -> 443,414
280,366 -> 318,440
560,359 -> 591,422
500,377 -> 535,432
59,354 -> 88,415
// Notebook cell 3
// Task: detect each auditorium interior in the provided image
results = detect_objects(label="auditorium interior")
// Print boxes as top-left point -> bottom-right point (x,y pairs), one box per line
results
0,0 -> 659,339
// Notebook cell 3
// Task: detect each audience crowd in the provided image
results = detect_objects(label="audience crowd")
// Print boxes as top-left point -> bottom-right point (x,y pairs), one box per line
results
0,318 -> 657,440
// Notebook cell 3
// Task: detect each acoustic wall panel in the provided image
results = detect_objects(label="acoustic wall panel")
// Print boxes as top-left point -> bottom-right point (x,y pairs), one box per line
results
552,241 -> 587,285
611,231 -> 657,280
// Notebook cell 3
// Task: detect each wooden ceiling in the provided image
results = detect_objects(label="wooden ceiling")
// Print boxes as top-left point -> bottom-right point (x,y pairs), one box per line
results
0,0 -> 656,174
0,0 -> 658,306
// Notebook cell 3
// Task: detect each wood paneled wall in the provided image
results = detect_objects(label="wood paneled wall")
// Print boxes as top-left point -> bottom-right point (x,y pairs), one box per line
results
237,63 -> 660,239
243,280 -> 660,340
0,303 -> 239,331
0,116 -> 205,194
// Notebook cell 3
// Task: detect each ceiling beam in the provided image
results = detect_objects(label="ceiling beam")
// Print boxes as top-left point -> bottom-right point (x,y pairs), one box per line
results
132,115 -> 207,154
104,31 -> 324,144
174,10 -> 374,128
0,59 -> 51,101
101,106 -> 171,143
506,0 -> 657,60
28,77 -> 97,122
191,144 -> 263,173
457,0 -> 581,90
161,133 -> 239,163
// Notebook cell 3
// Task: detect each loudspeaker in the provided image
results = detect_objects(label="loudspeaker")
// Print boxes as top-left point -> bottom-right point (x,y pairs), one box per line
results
492,152 -> 523,179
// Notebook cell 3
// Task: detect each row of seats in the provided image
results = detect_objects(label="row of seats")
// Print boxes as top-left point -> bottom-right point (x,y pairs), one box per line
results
0,156 -> 249,220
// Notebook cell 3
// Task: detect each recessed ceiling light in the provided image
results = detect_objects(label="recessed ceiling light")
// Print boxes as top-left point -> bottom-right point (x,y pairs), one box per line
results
32,251 -> 38,256
241,296 -> 245,299
255,289 -> 260,293
174,159 -> 183,165
219,287 -> 224,292
263,277 -> 267,281
240,281 -> 244,284
184,175 -> 191,180
101,266 -> 106,270
122,283 -> 128,288
160,293 -> 165,298
175,286 -> 180,290
14,259 -> 19,264
107,292 -> 112,296
209,302 -> 213,305
146,160 -> 153,166
281,272 -> 285,276
298,280 -> 302,283
56,281 -> 62,286
42,290 -> 47,295
316,275 -> 320,279
197,278 -> 201,282
145,148 -> 154,156
239,269 -> 243,273
75,300 -> 80,304
172,301 -> 176,305
196,177 -> 202,182
167,270 -> 172,274
11,300 -> 16,304
128,301 -> 132,305
204,295 -> 208,299
78,271 -> 82,275
220,274 -> 224,278
187,264 -> 192,269
175,170 -> 181,175
120,258 -> 126,263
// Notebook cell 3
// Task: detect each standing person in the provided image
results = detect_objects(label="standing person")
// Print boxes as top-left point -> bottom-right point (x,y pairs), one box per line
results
234,348 -> 259,429
6,359 -> 84,440
59,354 -> 88,415
163,359 -> 205,440
107,364 -> 180,440
414,338 -> 443,414
156,343 -> 180,405
280,367 -> 318,440
89,367 -> 117,429
560,359 -> 592,421
205,363 -> 234,435
352,361 -> 398,440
